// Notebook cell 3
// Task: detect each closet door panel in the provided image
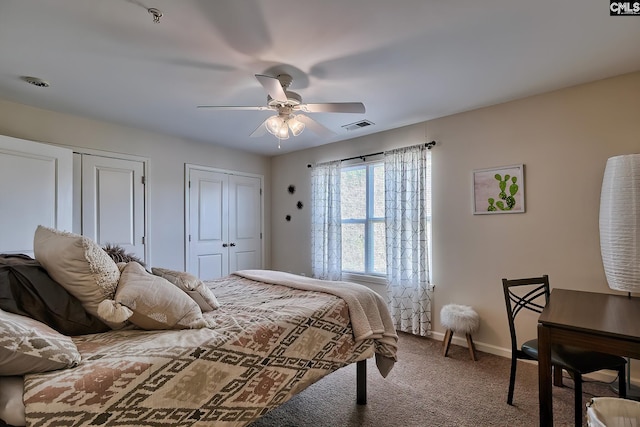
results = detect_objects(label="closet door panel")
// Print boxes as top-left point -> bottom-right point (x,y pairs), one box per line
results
0,135 -> 72,255
81,155 -> 145,261
228,175 -> 262,274
188,169 -> 229,280
196,254 -> 224,281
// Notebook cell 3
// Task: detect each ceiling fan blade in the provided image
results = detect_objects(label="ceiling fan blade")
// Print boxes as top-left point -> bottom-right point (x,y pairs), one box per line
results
296,115 -> 336,138
197,105 -> 271,111
250,118 -> 269,138
300,102 -> 365,114
255,74 -> 287,102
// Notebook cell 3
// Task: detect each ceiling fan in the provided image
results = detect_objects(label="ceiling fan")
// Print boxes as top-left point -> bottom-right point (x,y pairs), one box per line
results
197,73 -> 365,140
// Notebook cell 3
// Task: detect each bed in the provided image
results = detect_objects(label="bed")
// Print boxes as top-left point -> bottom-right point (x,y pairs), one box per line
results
0,228 -> 398,426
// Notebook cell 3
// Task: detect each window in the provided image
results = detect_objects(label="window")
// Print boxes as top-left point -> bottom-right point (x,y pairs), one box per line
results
340,161 -> 385,276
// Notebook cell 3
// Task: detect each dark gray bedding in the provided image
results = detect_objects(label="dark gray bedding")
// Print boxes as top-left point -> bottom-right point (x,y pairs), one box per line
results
0,254 -> 108,336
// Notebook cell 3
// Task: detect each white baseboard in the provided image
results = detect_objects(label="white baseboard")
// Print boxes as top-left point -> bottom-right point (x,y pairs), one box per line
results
431,330 -> 511,359
430,331 -> 635,386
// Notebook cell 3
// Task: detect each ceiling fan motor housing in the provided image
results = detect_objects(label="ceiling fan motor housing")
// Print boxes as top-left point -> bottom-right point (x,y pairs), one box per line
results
268,90 -> 302,107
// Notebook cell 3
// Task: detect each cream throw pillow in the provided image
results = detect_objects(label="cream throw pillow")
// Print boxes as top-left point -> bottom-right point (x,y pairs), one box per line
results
33,225 -> 123,329
106,262 -> 208,330
0,309 -> 81,375
151,267 -> 220,311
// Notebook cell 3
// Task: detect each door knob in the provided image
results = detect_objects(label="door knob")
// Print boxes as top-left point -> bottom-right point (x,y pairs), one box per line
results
229,243 -> 236,247
222,243 -> 228,247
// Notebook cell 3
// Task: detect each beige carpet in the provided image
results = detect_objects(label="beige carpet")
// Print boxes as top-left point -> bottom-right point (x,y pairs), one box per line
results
250,332 -> 619,427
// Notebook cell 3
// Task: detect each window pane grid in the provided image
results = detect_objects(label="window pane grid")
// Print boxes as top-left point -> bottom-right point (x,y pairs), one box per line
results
341,162 -> 385,276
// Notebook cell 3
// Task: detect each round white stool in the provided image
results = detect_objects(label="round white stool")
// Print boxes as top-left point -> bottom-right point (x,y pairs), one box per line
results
440,304 -> 480,361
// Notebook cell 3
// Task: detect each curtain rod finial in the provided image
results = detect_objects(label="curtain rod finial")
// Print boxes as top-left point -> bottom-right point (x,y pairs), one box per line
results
426,141 -> 436,149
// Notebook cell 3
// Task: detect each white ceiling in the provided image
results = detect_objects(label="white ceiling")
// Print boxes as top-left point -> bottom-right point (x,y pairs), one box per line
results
1,0 -> 639,156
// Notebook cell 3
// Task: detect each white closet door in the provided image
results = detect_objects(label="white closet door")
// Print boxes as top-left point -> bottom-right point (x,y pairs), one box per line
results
81,154 -> 145,261
0,135 -> 72,255
228,174 -> 262,273
187,167 -> 263,280
188,169 -> 229,279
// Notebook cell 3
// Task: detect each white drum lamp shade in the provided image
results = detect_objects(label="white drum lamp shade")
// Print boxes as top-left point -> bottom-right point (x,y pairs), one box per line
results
599,154 -> 640,292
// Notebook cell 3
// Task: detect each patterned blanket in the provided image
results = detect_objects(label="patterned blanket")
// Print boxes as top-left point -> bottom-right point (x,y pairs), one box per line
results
23,274 -> 397,426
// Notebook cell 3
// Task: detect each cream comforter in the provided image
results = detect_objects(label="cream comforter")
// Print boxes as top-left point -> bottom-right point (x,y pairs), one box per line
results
233,270 -> 398,377
23,272 -> 397,427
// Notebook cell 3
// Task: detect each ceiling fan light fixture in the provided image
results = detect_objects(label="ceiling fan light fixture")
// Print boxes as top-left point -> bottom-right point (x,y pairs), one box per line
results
266,115 -> 284,136
288,115 -> 305,136
276,124 -> 290,139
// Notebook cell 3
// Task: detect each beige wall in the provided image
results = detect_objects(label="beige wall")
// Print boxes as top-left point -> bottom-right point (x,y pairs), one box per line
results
271,71 -> 640,355
0,99 -> 272,271
2,71 -> 638,357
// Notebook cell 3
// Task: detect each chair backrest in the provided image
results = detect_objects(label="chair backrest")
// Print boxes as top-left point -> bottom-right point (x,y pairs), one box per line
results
502,275 -> 550,352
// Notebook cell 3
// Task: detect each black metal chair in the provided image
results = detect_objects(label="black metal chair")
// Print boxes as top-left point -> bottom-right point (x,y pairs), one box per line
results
502,275 -> 627,427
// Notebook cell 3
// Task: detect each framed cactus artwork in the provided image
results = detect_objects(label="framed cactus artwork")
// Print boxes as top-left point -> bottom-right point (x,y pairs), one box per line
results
472,164 -> 525,214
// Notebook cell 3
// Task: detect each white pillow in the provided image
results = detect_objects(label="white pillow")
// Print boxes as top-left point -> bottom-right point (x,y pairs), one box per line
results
151,267 -> 220,311
33,225 -> 123,329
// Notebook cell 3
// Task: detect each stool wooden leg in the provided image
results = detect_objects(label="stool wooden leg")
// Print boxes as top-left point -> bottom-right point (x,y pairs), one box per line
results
443,329 -> 453,357
466,333 -> 477,361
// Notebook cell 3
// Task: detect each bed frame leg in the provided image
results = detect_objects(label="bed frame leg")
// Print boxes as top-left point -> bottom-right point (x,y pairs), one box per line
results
356,359 -> 367,405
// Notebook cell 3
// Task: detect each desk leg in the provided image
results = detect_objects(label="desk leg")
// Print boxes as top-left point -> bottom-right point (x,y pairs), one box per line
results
538,323 -> 553,426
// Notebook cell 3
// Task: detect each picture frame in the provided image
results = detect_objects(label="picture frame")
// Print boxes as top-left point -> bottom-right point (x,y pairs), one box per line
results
472,164 -> 525,214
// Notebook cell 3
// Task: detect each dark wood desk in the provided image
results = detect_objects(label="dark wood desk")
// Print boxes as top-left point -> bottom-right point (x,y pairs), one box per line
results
538,289 -> 640,426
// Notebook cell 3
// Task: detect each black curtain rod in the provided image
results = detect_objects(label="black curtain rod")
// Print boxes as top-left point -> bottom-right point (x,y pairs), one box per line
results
339,151 -> 384,163
307,141 -> 436,168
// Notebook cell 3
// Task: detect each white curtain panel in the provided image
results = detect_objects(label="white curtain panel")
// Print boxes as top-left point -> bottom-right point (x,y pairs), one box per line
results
384,145 -> 432,336
311,161 -> 342,280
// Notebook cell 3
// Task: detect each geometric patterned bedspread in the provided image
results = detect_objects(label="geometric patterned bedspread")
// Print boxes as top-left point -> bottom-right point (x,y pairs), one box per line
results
23,275 -> 395,426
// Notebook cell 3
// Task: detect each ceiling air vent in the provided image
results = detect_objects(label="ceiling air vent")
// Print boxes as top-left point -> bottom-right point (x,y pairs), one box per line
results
21,76 -> 50,88
342,120 -> 374,131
